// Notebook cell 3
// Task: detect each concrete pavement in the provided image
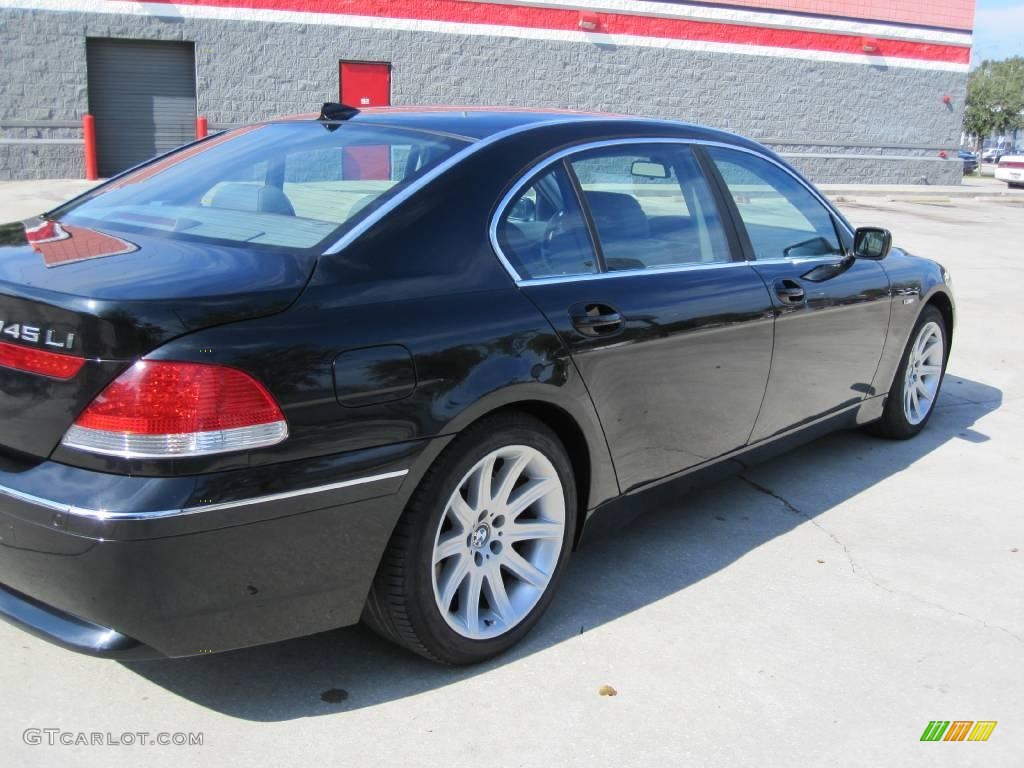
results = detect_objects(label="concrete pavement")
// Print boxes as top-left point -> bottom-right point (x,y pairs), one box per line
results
821,173 -> 1023,201
0,179 -> 99,220
0,185 -> 1021,767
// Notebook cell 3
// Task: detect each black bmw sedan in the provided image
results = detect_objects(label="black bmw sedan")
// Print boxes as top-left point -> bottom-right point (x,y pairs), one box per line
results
0,106 -> 953,665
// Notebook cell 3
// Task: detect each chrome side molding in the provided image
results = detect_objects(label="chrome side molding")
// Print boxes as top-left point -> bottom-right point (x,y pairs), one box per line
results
0,469 -> 409,521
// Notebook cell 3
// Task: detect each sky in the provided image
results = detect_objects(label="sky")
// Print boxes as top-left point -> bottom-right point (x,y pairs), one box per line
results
972,0 -> 1024,64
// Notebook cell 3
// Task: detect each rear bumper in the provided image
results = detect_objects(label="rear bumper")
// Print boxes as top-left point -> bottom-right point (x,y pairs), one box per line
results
0,440 -> 429,657
0,583 -> 160,659
994,167 -> 1023,183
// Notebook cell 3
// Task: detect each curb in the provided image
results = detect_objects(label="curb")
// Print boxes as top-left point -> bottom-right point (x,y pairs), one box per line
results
829,191 -> 1024,204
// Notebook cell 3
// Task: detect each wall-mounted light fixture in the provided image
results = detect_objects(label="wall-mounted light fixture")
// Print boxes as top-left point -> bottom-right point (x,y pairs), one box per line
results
861,37 -> 880,53
579,12 -> 599,31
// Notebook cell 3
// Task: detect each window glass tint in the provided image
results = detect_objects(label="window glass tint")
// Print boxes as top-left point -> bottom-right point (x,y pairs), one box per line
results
495,165 -> 599,279
59,123 -> 470,251
707,147 -> 841,259
569,145 -> 731,270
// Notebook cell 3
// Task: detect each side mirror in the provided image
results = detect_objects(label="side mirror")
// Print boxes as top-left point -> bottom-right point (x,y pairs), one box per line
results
853,227 -> 892,260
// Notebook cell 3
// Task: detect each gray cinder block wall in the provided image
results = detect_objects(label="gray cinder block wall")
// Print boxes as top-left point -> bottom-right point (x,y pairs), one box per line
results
0,6 -> 967,183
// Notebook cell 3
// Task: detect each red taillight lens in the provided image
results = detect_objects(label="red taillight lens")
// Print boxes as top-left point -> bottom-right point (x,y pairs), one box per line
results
0,340 -> 85,380
61,360 -> 287,458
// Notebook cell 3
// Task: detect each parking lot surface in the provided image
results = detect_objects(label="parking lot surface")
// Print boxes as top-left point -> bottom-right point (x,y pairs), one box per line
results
1,184 -> 1021,767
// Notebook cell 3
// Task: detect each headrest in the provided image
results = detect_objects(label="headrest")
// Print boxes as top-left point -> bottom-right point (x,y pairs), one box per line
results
583,191 -> 648,240
208,183 -> 295,216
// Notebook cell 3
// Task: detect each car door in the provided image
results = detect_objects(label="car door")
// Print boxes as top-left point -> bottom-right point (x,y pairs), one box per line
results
703,146 -> 891,441
493,141 -> 775,491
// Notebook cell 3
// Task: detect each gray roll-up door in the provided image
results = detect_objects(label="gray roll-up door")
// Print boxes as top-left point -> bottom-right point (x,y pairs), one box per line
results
86,39 -> 197,177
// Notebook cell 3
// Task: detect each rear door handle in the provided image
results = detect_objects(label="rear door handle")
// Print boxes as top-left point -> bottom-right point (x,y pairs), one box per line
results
569,302 -> 624,337
774,279 -> 806,304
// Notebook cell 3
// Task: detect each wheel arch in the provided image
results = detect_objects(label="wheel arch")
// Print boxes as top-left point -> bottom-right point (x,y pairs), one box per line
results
480,399 -> 594,548
397,384 -> 619,552
925,288 -> 954,346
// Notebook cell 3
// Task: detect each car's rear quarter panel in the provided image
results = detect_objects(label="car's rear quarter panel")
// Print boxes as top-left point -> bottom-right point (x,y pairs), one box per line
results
64,124 -> 631,508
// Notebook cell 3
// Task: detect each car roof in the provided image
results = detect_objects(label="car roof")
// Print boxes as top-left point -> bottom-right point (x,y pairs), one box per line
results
269,106 -> 752,147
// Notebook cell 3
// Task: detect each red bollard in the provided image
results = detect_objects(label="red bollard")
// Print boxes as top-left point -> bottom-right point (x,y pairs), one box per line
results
82,113 -> 98,181
196,116 -> 208,139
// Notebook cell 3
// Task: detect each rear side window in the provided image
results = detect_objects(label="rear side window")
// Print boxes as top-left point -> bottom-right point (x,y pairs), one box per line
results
569,145 -> 731,270
707,147 -> 842,260
495,165 -> 599,280
58,123 -> 471,251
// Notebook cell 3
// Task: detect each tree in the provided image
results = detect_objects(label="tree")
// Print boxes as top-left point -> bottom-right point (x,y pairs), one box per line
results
964,56 -> 1024,148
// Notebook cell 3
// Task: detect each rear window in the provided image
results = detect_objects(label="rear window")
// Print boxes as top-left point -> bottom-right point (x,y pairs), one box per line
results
56,122 -> 472,251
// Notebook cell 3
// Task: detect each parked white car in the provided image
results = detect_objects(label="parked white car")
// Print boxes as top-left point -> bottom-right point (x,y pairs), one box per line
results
994,154 -> 1024,188
982,147 -> 1006,163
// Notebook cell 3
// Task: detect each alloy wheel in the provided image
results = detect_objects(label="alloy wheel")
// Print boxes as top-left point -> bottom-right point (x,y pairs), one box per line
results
903,321 -> 944,425
431,445 -> 566,640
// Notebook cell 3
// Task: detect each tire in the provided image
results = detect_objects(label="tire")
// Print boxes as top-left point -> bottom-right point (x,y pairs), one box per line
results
866,305 -> 948,440
363,412 -> 577,665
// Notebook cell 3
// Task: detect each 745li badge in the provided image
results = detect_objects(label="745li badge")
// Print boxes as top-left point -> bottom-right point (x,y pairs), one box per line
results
0,320 -> 75,350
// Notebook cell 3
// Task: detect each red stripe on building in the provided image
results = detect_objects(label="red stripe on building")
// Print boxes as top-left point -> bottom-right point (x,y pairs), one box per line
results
137,0 -> 971,64
693,0 -> 974,32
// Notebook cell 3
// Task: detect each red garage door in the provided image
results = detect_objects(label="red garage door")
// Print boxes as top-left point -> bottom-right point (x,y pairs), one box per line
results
340,61 -> 391,180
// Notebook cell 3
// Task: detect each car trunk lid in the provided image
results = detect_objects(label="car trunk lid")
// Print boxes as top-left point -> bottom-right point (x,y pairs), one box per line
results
0,218 -> 317,459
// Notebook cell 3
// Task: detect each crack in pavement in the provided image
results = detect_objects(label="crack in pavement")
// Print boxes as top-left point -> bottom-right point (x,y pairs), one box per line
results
738,475 -> 1024,646
740,476 -> 860,580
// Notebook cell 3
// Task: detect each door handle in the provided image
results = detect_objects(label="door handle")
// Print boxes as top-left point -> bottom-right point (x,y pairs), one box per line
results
569,303 -> 624,337
774,279 -> 806,304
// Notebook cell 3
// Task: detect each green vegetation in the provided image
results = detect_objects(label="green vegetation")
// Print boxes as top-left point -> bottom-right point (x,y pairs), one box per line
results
965,56 -> 1024,146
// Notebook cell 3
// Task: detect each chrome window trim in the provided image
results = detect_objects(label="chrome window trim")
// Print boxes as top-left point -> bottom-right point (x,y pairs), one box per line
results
0,469 -> 408,521
753,254 -> 852,267
511,255 -> 849,287
488,137 -> 855,285
517,259 -> 753,287
321,117 -> 631,256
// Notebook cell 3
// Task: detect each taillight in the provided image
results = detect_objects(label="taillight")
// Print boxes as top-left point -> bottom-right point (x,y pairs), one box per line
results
61,360 -> 288,458
0,340 -> 84,380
